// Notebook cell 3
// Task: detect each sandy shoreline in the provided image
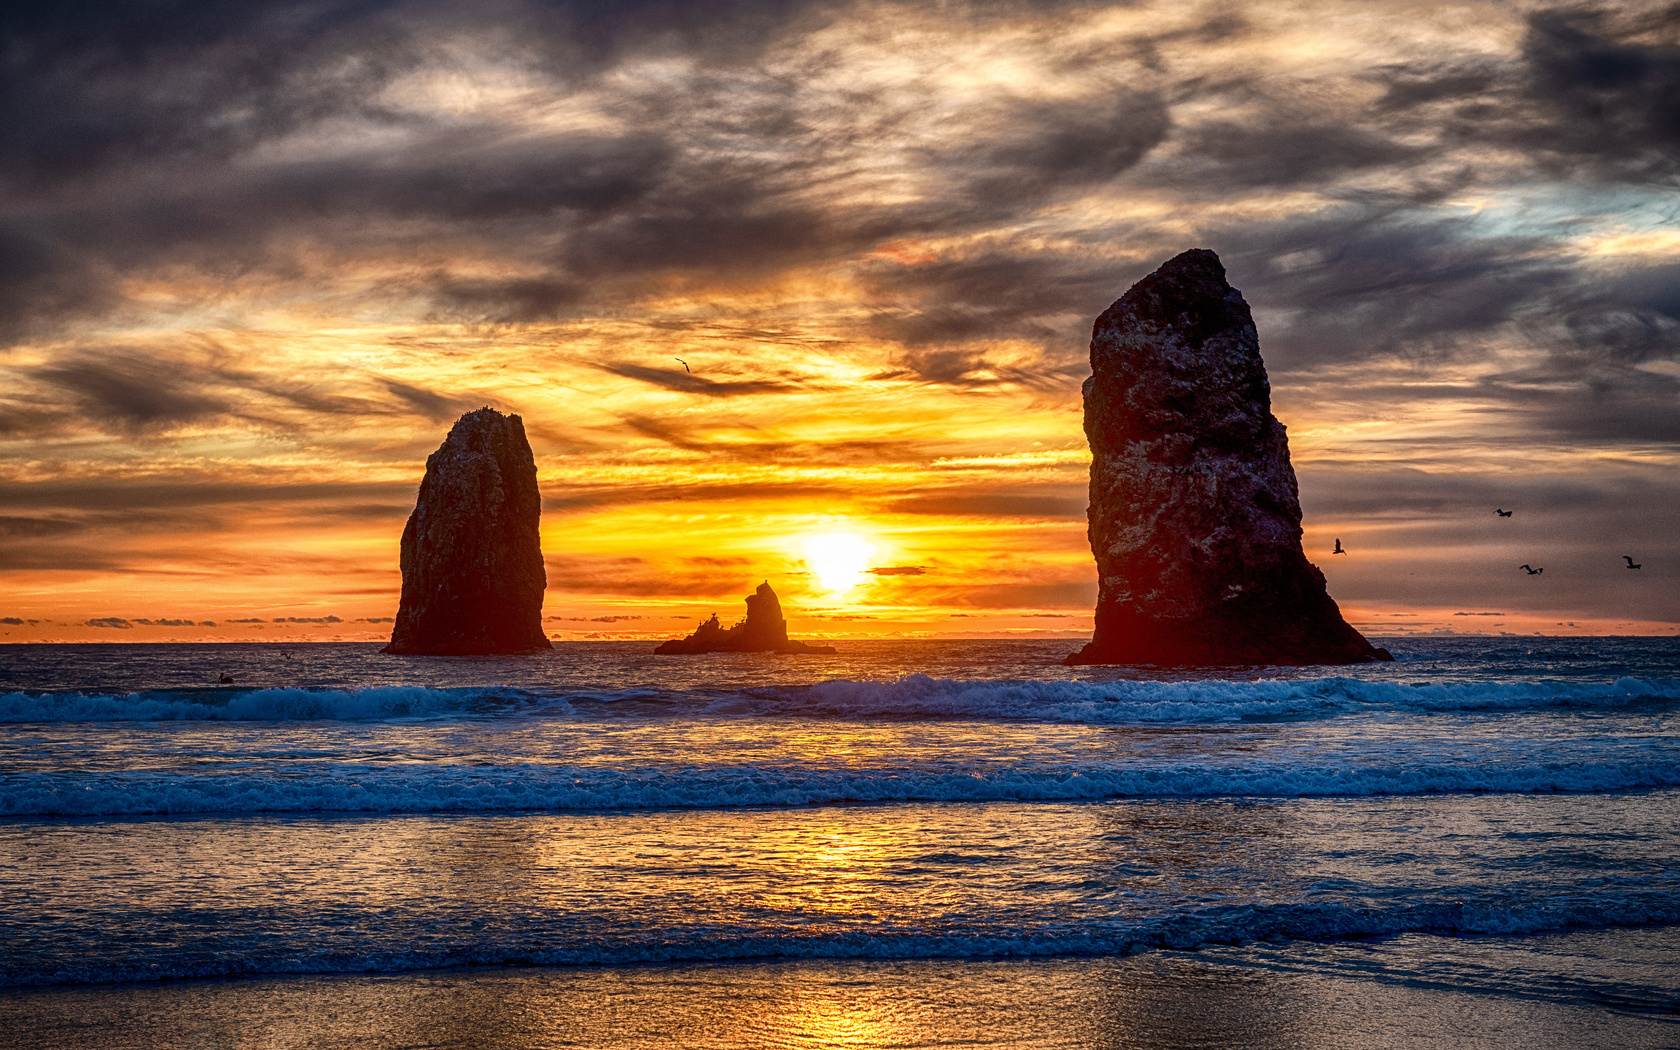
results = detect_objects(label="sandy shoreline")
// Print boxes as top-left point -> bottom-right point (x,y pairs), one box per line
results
3,929 -> 1675,1049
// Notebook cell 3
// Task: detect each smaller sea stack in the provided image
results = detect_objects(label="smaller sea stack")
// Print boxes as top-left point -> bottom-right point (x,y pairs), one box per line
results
384,408 -> 551,655
1066,249 -> 1390,667
655,583 -> 836,654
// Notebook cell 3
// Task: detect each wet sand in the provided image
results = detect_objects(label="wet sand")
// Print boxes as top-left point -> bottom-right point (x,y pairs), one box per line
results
3,928 -> 1675,1049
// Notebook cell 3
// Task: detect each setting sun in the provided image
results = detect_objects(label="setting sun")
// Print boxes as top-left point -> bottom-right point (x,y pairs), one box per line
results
802,531 -> 877,595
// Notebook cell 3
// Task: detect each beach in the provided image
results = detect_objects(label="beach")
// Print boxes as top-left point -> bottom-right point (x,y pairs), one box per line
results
1,638 -> 1676,1046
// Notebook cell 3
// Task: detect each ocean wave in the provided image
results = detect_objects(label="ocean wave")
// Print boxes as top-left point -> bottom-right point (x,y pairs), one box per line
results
792,674 -> 1680,723
3,675 -> 1677,726
0,686 -> 518,722
7,894 -> 1677,987
6,760 -> 1677,817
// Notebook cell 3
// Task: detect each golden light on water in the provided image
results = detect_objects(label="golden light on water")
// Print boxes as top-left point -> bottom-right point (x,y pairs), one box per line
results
801,532 -> 877,596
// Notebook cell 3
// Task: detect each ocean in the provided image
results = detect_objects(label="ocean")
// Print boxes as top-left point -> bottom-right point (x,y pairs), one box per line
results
0,637 -> 1676,1048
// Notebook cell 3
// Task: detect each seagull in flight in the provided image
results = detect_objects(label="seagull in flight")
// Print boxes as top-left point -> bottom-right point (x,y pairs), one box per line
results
1332,538 -> 1346,555
1495,508 -> 1513,517
1520,564 -> 1543,575
675,358 -> 690,373
1623,556 -> 1642,569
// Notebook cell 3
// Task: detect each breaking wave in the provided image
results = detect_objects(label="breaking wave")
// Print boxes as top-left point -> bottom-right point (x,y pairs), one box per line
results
2,675 -> 1677,725
6,759 -> 1678,817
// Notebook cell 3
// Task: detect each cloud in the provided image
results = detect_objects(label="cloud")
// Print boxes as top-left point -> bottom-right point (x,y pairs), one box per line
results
85,617 -> 132,628
866,565 -> 926,575
1520,10 -> 1680,178
30,350 -> 232,436
884,491 -> 1087,519
598,362 -> 801,398
0,617 -> 23,625
272,615 -> 343,623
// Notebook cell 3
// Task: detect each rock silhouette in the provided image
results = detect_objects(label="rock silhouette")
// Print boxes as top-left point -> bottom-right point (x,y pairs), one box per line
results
655,582 -> 836,654
384,408 -> 552,655
1066,249 -> 1391,666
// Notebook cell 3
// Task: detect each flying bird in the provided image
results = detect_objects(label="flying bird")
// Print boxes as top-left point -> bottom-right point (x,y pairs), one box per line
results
1332,538 -> 1345,554
675,358 -> 690,373
1624,556 -> 1641,569
1519,564 -> 1543,575
1496,508 -> 1513,517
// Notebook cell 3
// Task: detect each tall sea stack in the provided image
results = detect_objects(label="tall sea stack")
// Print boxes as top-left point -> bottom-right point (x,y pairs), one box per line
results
1066,249 -> 1390,666
384,408 -> 552,655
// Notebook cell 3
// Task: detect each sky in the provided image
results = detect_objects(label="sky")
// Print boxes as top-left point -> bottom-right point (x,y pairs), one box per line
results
2,0 -> 1677,644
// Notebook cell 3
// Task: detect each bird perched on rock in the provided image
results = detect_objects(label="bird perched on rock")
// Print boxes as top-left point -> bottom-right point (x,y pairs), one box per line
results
1496,508 -> 1513,517
1333,538 -> 1346,554
1624,556 -> 1641,569
1520,564 -> 1543,575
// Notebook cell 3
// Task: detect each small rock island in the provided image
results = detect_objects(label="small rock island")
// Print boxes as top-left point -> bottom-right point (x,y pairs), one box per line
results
655,582 -> 837,655
384,407 -> 552,655
1066,249 -> 1391,666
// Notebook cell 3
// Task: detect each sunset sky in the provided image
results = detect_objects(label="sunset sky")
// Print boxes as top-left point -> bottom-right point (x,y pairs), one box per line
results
2,0 -> 1677,643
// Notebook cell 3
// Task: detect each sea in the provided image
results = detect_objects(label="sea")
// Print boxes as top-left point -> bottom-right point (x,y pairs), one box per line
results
0,636 -> 1676,1048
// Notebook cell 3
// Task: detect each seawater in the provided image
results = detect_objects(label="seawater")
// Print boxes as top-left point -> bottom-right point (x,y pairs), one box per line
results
0,637 -> 1677,1042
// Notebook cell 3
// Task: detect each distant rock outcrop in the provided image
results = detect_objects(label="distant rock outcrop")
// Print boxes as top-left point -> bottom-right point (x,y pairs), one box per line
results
1066,249 -> 1391,666
384,408 -> 552,656
655,582 -> 836,654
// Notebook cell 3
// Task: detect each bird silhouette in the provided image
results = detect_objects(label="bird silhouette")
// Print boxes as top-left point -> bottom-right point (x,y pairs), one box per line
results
1332,538 -> 1345,554
1519,564 -> 1543,575
1496,508 -> 1513,517
675,358 -> 690,373
218,672 -> 235,683
1624,556 -> 1641,569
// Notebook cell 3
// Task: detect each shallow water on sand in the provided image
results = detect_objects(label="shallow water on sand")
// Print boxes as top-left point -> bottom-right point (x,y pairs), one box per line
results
1,933 -> 1676,1050
0,637 -> 1676,1044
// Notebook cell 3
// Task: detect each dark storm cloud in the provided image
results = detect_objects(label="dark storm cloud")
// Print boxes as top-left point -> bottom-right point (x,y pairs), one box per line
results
1521,8 -> 1680,177
28,350 -> 231,435
859,251 -> 1138,355
960,91 -> 1172,198
1176,116 -> 1417,189
1202,210 -> 1569,372
0,0 -> 810,188
1364,6 -> 1680,182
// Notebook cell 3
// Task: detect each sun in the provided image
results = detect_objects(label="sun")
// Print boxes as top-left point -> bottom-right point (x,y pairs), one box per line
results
801,531 -> 876,595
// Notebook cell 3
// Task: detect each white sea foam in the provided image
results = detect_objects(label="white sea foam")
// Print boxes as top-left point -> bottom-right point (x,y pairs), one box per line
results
6,757 -> 1677,817
4,675 -> 1676,725
0,686 -> 500,722
795,674 -> 1680,723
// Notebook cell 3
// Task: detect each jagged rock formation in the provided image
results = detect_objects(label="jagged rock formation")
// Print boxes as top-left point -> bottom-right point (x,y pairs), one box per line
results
1066,249 -> 1391,666
384,408 -> 552,655
655,582 -> 836,654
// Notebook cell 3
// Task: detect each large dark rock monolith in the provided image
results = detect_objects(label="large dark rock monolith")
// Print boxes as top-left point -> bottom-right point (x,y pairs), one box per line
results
655,582 -> 836,654
384,408 -> 552,655
1065,249 -> 1390,666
